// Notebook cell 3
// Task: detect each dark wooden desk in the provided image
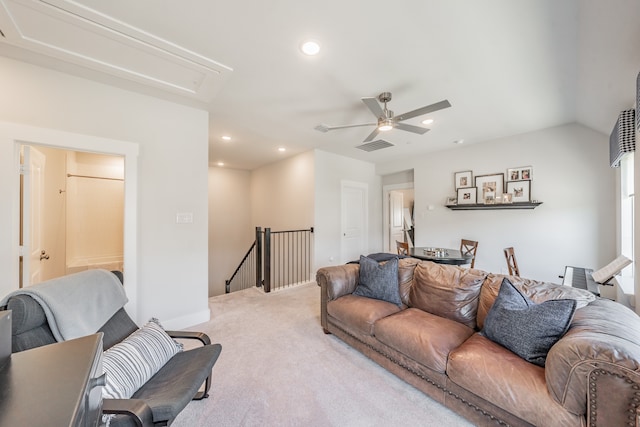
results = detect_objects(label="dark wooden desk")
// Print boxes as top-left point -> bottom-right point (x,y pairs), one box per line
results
0,333 -> 104,427
409,247 -> 473,265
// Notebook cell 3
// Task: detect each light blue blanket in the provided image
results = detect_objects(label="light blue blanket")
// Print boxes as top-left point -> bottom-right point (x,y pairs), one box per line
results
0,269 -> 129,341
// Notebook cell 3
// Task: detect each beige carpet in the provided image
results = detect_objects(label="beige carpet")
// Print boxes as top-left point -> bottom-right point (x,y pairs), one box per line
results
172,282 -> 472,427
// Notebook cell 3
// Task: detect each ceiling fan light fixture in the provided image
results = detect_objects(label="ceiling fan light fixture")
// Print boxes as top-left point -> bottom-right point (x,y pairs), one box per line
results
378,118 -> 394,132
421,118 -> 434,125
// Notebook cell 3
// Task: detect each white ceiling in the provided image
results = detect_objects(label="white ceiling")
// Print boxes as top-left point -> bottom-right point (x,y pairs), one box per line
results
0,0 -> 638,171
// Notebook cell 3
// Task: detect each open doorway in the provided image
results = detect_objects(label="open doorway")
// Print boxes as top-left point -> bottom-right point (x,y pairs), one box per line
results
382,170 -> 414,253
20,145 -> 124,287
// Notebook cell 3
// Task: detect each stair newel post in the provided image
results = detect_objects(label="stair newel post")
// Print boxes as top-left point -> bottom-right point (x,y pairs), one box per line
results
255,227 -> 262,289
264,227 -> 272,293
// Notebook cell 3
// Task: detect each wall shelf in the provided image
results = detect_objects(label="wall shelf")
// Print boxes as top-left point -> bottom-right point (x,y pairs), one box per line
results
445,202 -> 543,211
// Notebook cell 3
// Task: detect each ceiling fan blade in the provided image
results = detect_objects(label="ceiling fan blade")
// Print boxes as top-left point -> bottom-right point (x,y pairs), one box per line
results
395,99 -> 451,122
362,97 -> 384,118
395,123 -> 430,135
315,123 -> 376,132
363,127 -> 380,142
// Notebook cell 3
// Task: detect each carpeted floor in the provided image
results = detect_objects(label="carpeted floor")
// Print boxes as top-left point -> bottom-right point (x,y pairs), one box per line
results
172,282 -> 472,427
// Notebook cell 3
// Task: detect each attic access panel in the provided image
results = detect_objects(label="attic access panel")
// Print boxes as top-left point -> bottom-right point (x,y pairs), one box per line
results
0,0 -> 232,102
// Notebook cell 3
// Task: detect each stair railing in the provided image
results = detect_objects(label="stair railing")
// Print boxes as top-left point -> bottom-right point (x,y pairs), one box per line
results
225,226 -> 314,293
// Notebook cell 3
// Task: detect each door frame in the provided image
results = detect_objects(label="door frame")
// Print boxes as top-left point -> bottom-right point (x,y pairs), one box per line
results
1,122 -> 140,320
383,182 -> 414,253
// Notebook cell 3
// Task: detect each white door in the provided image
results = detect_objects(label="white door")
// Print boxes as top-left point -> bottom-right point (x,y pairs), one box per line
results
21,145 -> 46,287
389,191 -> 404,252
341,181 -> 368,263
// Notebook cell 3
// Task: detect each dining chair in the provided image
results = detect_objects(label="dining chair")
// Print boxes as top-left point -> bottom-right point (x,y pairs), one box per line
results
503,247 -> 520,276
460,239 -> 479,268
396,240 -> 409,256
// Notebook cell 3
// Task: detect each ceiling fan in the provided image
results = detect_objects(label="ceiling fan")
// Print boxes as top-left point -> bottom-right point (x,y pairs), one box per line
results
315,92 -> 451,143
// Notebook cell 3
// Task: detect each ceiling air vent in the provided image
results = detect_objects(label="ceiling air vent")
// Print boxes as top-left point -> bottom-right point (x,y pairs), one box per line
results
355,140 -> 394,152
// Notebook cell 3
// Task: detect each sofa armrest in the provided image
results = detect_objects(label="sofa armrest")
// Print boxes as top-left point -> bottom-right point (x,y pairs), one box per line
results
586,363 -> 640,427
316,264 -> 359,332
316,264 -> 360,301
166,330 -> 211,346
102,398 -> 154,427
545,298 -> 640,424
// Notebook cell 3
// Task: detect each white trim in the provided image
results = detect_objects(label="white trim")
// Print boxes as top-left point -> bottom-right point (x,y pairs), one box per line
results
0,121 -> 141,322
161,309 -> 211,331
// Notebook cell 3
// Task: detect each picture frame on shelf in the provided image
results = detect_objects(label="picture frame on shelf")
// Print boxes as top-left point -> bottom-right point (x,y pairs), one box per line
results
457,187 -> 477,205
446,196 -> 457,206
506,180 -> 531,202
501,193 -> 513,204
454,170 -> 473,190
474,173 -> 504,203
507,166 -> 532,181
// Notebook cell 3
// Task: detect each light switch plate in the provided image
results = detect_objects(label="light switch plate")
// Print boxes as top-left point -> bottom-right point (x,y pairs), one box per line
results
176,212 -> 193,224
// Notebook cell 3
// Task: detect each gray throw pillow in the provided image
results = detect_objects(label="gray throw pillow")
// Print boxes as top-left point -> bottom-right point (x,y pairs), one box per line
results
482,278 -> 576,367
353,255 -> 402,307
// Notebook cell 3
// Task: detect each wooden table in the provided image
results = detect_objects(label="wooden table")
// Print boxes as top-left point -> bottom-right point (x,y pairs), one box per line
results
409,247 -> 473,265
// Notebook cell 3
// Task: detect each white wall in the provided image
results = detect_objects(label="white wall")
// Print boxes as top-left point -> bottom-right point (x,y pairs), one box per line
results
0,57 -> 210,329
378,123 -> 615,283
314,149 -> 382,268
208,167 -> 253,296
251,151 -> 315,230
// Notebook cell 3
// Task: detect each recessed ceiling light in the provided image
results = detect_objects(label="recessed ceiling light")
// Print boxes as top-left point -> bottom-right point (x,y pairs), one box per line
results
217,162 -> 225,166
300,40 -> 320,56
278,147 -> 286,152
221,135 -> 231,141
422,118 -> 434,125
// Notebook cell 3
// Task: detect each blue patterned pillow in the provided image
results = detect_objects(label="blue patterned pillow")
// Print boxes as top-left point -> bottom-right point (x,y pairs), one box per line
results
102,318 -> 183,399
353,255 -> 402,306
482,278 -> 576,366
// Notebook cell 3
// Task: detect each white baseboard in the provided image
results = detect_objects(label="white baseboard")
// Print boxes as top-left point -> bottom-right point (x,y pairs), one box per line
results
161,308 -> 211,330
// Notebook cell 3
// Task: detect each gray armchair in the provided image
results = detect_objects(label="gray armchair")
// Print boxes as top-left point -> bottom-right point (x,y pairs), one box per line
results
2,271 -> 222,427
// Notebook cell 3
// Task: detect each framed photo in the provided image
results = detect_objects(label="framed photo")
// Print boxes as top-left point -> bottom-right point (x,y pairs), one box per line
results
457,187 -> 477,205
506,180 -> 531,202
507,166 -> 532,181
474,173 -> 504,203
445,196 -> 457,206
454,170 -> 473,190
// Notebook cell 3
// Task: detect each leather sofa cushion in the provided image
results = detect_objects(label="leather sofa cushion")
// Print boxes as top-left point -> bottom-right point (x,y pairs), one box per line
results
477,273 -> 595,330
409,262 -> 487,329
375,308 -> 474,374
398,257 -> 420,306
447,333 -> 582,427
327,295 -> 402,336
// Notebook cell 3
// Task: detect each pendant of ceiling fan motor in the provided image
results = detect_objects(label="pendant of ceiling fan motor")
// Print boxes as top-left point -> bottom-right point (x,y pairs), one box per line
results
378,92 -> 392,103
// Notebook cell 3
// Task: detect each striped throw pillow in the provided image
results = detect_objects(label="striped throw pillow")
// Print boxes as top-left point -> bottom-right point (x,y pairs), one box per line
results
102,318 -> 183,399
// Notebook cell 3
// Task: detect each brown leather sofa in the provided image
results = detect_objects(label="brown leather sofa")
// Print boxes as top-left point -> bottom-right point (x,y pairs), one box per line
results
317,257 -> 640,427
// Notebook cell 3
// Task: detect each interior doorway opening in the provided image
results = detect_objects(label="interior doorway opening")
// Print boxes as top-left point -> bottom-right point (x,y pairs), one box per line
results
382,170 -> 414,253
20,144 -> 124,287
